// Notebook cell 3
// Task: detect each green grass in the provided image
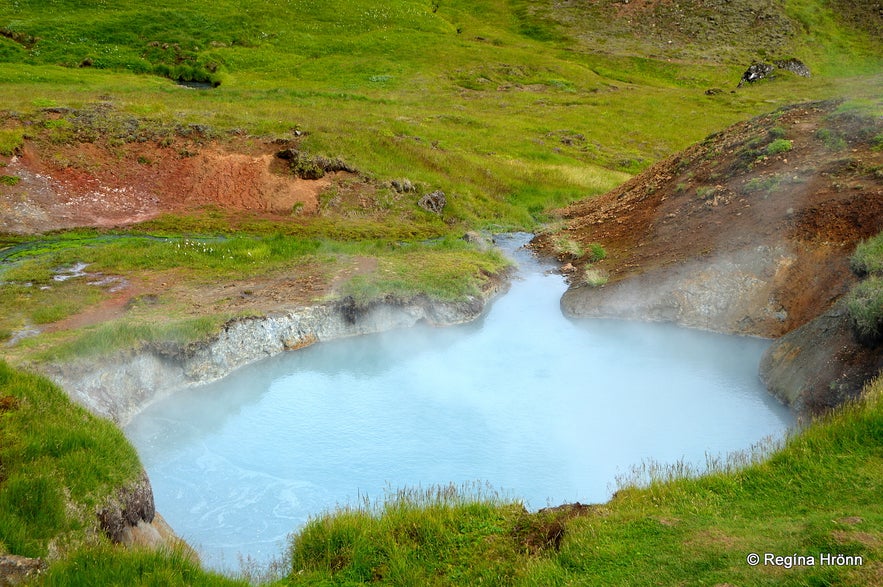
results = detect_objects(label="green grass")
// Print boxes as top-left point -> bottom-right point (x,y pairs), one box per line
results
284,376 -> 883,585
0,361 -> 246,585
0,0 -> 878,234
850,231 -> 883,276
0,128 -> 22,155
31,316 -> 229,362
845,276 -> 883,342
846,231 -> 883,342
338,237 -> 510,304
764,138 -> 793,155
0,360 -> 143,558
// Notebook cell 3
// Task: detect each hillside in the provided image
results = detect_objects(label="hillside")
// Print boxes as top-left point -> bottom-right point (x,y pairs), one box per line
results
538,99 -> 883,337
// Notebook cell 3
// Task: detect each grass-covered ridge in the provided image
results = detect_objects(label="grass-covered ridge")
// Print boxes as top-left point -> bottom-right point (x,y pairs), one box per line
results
0,360 -> 142,558
0,360 -> 247,585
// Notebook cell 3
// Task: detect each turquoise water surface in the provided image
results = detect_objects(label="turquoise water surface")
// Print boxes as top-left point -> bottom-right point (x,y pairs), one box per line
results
126,233 -> 794,570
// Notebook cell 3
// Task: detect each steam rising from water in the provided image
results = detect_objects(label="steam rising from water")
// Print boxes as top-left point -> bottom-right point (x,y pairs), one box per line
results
126,233 -> 793,571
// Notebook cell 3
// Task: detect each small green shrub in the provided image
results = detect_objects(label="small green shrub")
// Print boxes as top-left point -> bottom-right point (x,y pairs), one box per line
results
845,276 -> 883,341
765,138 -> 792,155
742,175 -> 782,194
767,126 -> 786,139
696,186 -> 716,200
550,235 -> 584,259
587,243 -> 607,262
851,232 -> 883,276
0,174 -> 20,186
583,267 -> 608,287
815,128 -> 848,151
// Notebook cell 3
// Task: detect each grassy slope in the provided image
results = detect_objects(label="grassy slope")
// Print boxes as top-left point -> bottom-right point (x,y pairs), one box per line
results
0,0 -> 879,354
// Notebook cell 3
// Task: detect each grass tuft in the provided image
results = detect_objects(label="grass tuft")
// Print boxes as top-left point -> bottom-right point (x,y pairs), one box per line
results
850,231 -> 883,276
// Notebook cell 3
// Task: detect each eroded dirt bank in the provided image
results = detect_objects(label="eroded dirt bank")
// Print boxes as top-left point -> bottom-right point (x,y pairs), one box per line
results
40,284 -> 507,427
534,100 -> 882,415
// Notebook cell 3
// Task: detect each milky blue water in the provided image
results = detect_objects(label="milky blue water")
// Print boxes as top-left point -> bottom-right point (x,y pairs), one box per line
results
125,233 -> 794,571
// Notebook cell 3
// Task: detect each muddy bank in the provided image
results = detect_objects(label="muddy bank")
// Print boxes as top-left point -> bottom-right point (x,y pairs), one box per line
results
540,101 -> 883,415
41,287 -> 506,427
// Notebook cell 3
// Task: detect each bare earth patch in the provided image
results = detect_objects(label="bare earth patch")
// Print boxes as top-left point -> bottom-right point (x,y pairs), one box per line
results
0,136 -> 336,233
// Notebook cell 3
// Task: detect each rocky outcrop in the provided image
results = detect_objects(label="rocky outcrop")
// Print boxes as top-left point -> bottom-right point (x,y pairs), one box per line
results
737,58 -> 810,86
561,245 -> 795,335
0,555 -> 45,586
42,288 -> 505,426
418,190 -> 446,214
96,470 -> 198,560
97,470 -> 156,544
760,300 -> 883,416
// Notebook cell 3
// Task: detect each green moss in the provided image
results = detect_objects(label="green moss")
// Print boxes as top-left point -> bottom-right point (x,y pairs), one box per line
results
764,138 -> 793,155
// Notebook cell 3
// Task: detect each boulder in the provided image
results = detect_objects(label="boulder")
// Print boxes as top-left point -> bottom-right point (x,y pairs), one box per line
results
738,62 -> 775,87
418,190 -> 446,214
773,58 -> 811,77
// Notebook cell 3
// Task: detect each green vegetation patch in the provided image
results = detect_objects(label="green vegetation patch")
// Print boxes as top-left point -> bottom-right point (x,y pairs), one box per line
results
850,231 -> 883,276
339,238 -> 510,304
33,316 -> 228,362
845,276 -> 883,342
0,360 -> 143,558
0,128 -> 23,155
764,138 -> 793,155
41,545 -> 246,587
289,484 -> 531,585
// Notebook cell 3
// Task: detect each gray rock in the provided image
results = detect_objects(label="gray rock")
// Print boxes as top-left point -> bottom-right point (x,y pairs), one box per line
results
97,469 -> 156,543
561,245 -> 796,336
773,58 -> 811,77
738,62 -> 775,87
418,190 -> 446,213
0,555 -> 45,586
760,300 -> 883,416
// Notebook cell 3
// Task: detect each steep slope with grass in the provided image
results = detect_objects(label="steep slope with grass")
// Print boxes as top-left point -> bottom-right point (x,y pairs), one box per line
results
0,360 -> 238,585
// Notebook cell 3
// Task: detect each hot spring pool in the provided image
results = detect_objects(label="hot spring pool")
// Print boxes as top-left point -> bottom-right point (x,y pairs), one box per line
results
125,233 -> 794,570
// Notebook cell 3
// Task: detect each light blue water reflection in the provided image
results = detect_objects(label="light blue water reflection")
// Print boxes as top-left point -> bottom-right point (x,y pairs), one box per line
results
126,233 -> 793,570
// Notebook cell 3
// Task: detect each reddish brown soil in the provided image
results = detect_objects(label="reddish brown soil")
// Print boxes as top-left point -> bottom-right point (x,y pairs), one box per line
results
0,136 -> 335,233
534,100 -> 883,336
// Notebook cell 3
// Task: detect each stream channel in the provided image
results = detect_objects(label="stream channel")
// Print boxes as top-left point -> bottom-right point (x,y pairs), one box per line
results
125,233 -> 795,571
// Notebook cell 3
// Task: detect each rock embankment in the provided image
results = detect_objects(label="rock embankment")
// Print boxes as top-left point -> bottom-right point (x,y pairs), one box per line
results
536,100 -> 883,415
42,288 -> 505,426
760,300 -> 883,415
